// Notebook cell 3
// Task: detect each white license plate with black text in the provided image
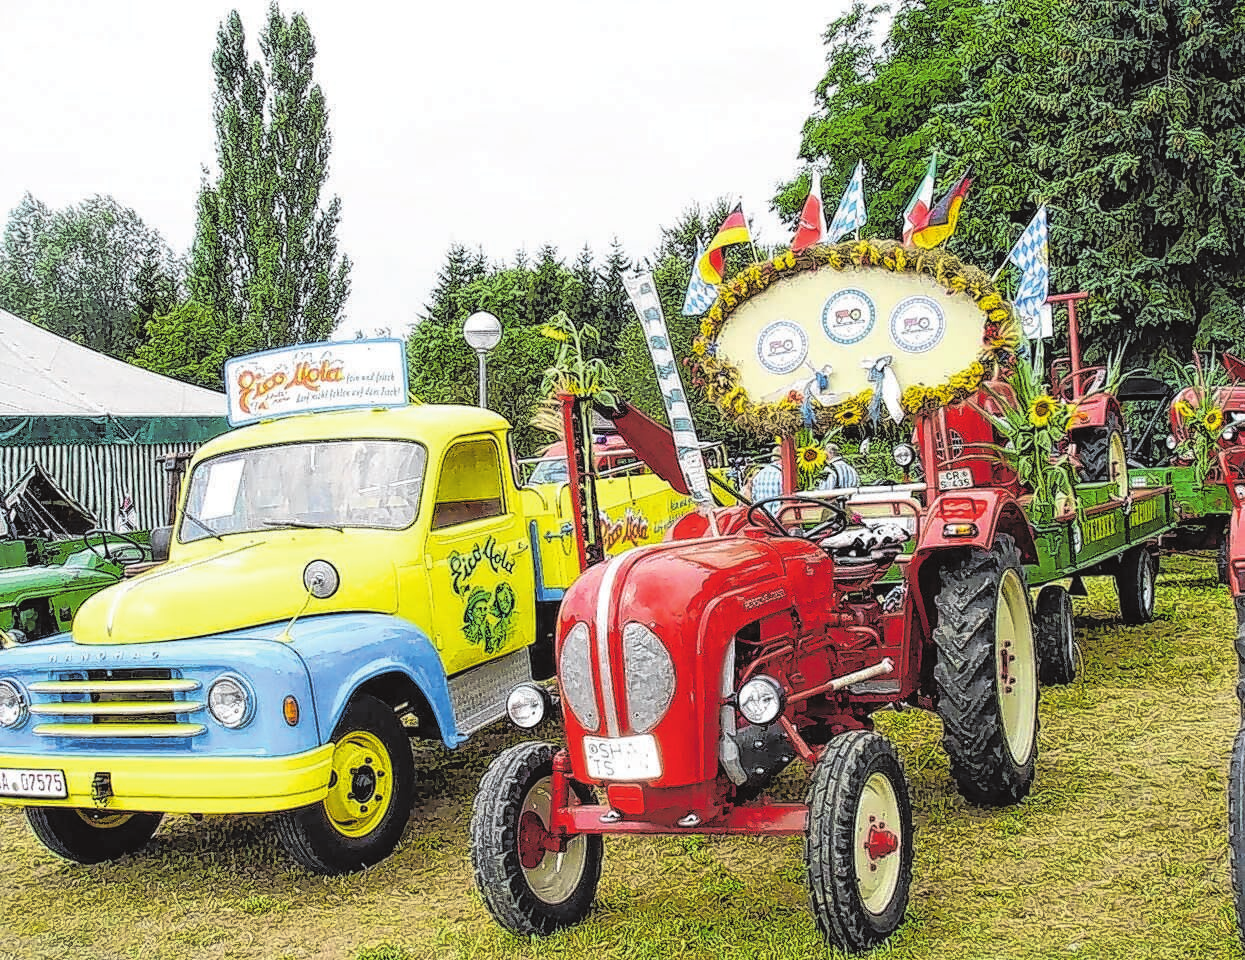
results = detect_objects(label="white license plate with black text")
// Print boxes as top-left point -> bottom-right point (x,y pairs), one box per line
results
0,767 -> 67,799
938,468 -> 973,491
583,735 -> 661,780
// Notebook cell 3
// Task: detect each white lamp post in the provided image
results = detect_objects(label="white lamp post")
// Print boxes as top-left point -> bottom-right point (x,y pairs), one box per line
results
463,311 -> 502,408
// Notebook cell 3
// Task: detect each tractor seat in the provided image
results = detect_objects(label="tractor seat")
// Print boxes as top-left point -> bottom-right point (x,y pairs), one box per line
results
818,521 -> 912,588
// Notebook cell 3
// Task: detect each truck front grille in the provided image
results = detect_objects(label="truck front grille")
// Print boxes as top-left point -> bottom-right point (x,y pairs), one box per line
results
29,669 -> 206,738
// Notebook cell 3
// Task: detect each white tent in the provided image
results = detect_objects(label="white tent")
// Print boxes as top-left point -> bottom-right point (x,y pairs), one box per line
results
0,308 -> 229,531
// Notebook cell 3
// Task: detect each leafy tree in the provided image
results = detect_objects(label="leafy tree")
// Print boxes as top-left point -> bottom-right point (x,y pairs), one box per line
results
0,193 -> 182,359
132,303 -> 226,389
188,3 -> 351,371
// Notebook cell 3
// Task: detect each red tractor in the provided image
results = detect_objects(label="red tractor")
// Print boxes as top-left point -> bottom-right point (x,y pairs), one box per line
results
469,245 -> 1048,951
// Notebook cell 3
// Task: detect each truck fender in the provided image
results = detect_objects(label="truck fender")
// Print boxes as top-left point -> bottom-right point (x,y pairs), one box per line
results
915,489 -> 1037,564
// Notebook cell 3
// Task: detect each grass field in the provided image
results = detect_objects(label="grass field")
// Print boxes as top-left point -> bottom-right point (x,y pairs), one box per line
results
1,554 -> 1242,960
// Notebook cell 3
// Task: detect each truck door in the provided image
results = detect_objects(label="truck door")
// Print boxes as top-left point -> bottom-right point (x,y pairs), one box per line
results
424,435 -> 536,675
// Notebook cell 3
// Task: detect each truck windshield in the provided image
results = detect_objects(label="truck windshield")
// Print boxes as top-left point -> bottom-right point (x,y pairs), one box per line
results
179,440 -> 427,542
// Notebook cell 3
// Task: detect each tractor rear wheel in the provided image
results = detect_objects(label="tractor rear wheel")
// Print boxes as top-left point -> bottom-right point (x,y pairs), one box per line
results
1116,546 -> 1157,624
805,730 -> 912,951
933,534 -> 1039,806
1220,535 -> 1231,586
1075,412 -> 1128,497
1034,584 -> 1076,686
470,742 -> 603,936
1231,725 -> 1245,942
26,808 -> 163,863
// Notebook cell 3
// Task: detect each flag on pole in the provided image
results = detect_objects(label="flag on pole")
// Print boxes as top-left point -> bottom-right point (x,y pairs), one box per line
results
681,237 -> 718,316
791,170 -> 826,252
826,161 -> 867,242
902,154 -> 937,245
696,204 -> 751,285
911,166 -> 973,249
1006,206 -> 1052,338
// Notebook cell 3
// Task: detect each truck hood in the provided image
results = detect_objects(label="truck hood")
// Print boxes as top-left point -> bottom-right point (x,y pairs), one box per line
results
71,534 -> 400,645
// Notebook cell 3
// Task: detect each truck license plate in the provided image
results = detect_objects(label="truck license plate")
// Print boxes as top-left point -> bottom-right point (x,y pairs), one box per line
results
938,468 -> 973,491
583,735 -> 661,780
0,767 -> 67,799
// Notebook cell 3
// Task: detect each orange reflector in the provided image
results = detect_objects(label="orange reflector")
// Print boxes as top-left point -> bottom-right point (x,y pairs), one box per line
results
283,696 -> 300,726
942,523 -> 978,538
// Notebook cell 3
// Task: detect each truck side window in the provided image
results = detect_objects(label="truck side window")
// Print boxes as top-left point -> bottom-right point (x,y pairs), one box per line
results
432,438 -> 505,529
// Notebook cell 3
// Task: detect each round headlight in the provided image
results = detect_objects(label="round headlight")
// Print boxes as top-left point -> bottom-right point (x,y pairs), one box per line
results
1224,426 -> 1237,441
622,622 -> 676,734
207,675 -> 253,728
303,560 -> 340,599
892,443 -> 916,468
559,621 -> 599,732
0,680 -> 27,729
737,675 -> 785,725
1165,435 -> 1178,450
506,683 -> 548,729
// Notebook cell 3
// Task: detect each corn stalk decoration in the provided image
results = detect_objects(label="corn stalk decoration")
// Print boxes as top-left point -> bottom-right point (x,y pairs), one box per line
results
539,311 -> 617,407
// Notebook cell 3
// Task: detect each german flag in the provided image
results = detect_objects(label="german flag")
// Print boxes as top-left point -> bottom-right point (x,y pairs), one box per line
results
912,167 -> 973,249
696,204 -> 751,284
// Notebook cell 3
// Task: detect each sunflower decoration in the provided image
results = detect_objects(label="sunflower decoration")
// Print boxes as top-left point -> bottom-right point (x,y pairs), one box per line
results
1173,398 -> 1195,420
1028,394 -> 1057,428
1167,352 -> 1232,482
797,443 -> 827,477
1204,407 -> 1225,433
692,238 -> 1020,435
538,311 -> 617,406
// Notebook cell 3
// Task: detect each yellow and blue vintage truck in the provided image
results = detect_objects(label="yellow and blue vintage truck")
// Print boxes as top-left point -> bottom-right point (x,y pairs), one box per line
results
0,340 -> 711,874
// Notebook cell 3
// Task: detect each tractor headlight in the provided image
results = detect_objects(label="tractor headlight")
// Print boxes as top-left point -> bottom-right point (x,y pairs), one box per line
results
0,680 -> 27,729
892,443 -> 916,468
737,675 -> 785,725
505,683 -> 549,729
1165,435 -> 1178,450
207,675 -> 253,729
622,622 -> 675,734
1224,426 -> 1237,442
558,622 -> 599,733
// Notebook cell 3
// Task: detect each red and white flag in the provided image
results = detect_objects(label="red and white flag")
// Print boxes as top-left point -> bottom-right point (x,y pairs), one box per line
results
791,170 -> 825,252
902,154 -> 937,245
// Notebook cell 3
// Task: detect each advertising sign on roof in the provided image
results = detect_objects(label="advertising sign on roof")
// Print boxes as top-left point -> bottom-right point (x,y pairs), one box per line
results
223,339 -> 409,427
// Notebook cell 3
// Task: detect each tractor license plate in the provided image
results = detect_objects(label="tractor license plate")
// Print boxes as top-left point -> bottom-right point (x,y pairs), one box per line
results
583,735 -> 661,780
937,468 -> 973,491
0,767 -> 67,799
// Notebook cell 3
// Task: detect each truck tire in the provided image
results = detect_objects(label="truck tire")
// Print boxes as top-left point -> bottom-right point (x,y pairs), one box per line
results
805,730 -> 912,951
1075,412 -> 1128,497
1116,546 -> 1157,624
933,534 -> 1039,806
275,694 -> 416,874
470,741 -> 603,936
1034,584 -> 1076,686
26,808 -> 162,863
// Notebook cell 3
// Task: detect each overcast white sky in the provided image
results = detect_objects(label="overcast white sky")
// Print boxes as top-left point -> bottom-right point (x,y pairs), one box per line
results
1,1 -> 844,339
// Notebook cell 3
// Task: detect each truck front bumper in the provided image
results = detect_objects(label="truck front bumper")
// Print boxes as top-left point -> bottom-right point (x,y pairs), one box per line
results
0,745 -> 334,814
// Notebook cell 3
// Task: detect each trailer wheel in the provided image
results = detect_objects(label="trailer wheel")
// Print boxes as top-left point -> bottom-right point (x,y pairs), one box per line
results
1034,584 -> 1076,685
26,808 -> 162,864
1075,412 -> 1128,497
805,731 -> 913,951
470,742 -> 602,936
1116,546 -> 1157,624
933,534 -> 1038,806
275,694 -> 416,874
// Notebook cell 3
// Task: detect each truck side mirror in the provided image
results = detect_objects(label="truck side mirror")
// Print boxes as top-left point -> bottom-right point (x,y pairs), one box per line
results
150,526 -> 172,562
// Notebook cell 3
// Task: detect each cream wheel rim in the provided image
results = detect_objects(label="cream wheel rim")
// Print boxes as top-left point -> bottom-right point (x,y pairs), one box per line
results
995,568 -> 1037,763
518,775 -> 589,904
853,771 -> 903,915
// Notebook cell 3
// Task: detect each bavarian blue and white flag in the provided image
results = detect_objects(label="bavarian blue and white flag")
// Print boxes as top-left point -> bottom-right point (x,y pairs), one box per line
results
1006,206 -> 1052,339
827,161 -> 867,242
681,237 -> 718,317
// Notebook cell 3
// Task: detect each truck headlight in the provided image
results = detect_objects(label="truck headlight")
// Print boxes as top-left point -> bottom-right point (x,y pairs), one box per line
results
737,675 -> 785,725
506,683 -> 550,729
207,675 -> 253,728
0,680 -> 27,729
892,443 -> 916,468
622,622 -> 675,734
559,622 -> 599,732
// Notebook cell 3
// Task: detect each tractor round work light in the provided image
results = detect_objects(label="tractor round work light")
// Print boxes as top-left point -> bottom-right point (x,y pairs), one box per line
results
303,560 -> 340,599
892,443 -> 916,469
1165,435 -> 1178,450
737,675 -> 786,725
207,675 -> 253,729
505,683 -> 549,729
0,680 -> 27,729
1224,426 -> 1237,442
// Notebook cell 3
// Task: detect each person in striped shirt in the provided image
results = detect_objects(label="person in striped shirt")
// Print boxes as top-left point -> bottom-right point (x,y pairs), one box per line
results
818,442 -> 860,492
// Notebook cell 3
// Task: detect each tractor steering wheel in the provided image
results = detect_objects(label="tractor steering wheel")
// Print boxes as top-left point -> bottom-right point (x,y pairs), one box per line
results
83,528 -> 144,564
746,495 -> 850,542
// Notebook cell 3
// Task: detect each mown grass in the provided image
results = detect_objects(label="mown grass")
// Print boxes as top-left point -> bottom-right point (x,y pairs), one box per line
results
0,554 -> 1241,960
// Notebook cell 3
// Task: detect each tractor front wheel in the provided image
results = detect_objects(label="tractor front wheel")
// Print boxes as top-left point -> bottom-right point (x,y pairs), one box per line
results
26,808 -> 163,863
805,730 -> 913,951
933,534 -> 1039,806
274,694 -> 416,874
1034,584 -> 1076,685
470,741 -> 603,936
1116,546 -> 1157,624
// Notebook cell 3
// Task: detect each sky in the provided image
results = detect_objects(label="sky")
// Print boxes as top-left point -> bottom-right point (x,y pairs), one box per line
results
0,1 -> 844,340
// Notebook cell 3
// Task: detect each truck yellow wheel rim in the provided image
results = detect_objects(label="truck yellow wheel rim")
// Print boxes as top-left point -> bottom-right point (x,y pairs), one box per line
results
995,568 -> 1037,764
323,731 -> 393,838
